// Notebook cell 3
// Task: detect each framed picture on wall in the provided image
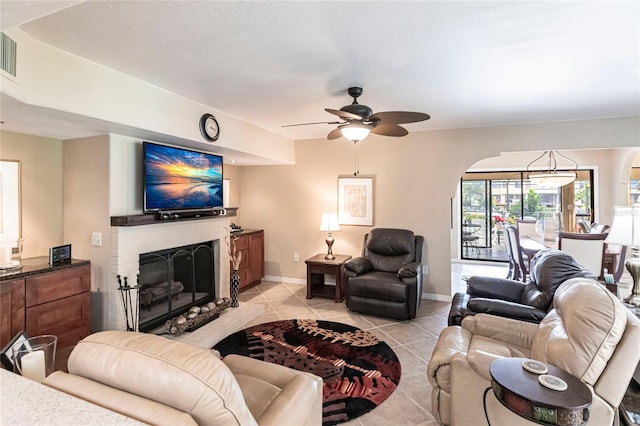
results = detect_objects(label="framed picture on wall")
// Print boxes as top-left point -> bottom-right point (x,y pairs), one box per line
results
337,175 -> 375,226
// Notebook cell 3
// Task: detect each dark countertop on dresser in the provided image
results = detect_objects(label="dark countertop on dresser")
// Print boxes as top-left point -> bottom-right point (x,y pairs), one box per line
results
230,229 -> 263,237
0,257 -> 90,281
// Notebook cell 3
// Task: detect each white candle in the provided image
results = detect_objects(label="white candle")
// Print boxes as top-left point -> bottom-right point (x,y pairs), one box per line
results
20,350 -> 46,383
0,247 -> 11,265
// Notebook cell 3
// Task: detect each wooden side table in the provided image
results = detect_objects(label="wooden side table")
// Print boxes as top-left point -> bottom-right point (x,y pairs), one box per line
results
305,254 -> 351,303
490,357 -> 591,425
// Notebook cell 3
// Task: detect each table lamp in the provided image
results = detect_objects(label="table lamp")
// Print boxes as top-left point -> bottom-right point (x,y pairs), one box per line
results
606,204 -> 640,306
319,213 -> 340,260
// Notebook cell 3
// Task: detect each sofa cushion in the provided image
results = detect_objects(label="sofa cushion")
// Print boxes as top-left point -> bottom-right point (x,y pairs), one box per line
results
531,278 -> 627,385
67,331 -> 257,426
365,228 -> 416,272
348,271 -> 407,302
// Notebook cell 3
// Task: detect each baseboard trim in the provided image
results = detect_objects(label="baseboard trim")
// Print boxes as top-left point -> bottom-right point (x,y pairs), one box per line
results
421,292 -> 453,302
264,275 -> 306,285
265,276 -> 453,302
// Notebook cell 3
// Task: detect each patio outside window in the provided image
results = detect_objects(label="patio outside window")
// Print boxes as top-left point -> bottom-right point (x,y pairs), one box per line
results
460,170 -> 593,262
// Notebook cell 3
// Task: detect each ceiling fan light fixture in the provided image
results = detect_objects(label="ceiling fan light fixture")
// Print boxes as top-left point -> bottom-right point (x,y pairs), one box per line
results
340,123 -> 371,142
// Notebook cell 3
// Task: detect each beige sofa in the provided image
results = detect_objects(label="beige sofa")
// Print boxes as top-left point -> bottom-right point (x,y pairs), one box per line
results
43,331 -> 323,426
428,278 -> 640,426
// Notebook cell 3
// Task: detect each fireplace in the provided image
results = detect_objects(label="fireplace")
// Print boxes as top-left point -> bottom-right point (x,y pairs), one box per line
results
138,241 -> 216,332
109,218 -> 230,331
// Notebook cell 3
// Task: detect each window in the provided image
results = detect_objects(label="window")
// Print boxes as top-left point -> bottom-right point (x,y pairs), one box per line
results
631,167 -> 640,205
460,169 -> 594,261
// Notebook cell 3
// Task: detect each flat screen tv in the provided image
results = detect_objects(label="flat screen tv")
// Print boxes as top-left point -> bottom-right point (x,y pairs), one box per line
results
143,141 -> 223,212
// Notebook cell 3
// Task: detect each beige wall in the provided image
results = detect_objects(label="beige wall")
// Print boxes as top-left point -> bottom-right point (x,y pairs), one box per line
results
64,136 -> 111,329
223,164 -> 242,214
3,116 -> 639,301
1,131 -> 64,257
238,117 -> 640,299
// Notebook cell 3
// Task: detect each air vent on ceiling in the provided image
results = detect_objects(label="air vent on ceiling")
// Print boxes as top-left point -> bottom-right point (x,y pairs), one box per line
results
1,32 -> 17,77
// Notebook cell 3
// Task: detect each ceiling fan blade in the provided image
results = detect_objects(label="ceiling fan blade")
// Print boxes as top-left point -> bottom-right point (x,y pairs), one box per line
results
282,121 -> 342,128
327,128 -> 343,140
370,111 -> 430,124
371,124 -> 408,137
325,108 -> 363,120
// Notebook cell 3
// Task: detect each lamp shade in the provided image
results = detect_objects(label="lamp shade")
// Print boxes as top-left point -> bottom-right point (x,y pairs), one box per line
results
606,205 -> 640,247
526,150 -> 578,188
340,123 -> 371,142
319,213 -> 340,232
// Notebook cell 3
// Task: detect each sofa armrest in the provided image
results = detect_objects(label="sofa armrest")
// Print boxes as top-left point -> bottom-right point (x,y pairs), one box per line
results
344,257 -> 372,275
467,298 -> 547,323
223,354 -> 320,391
44,371 -> 197,426
467,276 -> 526,302
255,375 -> 322,426
397,261 -> 421,279
427,326 -> 472,389
448,292 -> 470,326
223,355 -> 323,426
461,314 -> 538,348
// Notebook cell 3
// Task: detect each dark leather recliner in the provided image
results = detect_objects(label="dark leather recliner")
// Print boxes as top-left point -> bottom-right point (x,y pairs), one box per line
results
343,228 -> 424,320
448,250 -> 595,326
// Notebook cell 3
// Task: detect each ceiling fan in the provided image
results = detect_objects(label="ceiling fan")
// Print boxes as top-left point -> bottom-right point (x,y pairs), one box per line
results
283,87 -> 430,142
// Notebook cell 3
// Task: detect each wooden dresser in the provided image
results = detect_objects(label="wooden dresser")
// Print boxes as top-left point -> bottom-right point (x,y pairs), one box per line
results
231,229 -> 264,291
1,258 -> 91,364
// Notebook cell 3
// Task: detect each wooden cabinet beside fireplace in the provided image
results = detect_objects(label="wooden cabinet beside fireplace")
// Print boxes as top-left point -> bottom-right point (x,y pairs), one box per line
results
0,258 -> 91,354
25,264 -> 92,350
0,278 -> 26,348
232,229 -> 264,291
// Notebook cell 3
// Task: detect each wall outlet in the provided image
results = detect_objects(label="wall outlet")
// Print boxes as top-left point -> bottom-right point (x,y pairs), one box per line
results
422,265 -> 429,275
91,232 -> 102,247
293,253 -> 300,262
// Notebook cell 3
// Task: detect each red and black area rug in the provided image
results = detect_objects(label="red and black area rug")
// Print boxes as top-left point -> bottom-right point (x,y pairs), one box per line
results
213,319 -> 401,425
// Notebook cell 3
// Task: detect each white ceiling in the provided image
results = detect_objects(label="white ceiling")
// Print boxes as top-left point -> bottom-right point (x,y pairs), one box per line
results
1,0 -> 639,142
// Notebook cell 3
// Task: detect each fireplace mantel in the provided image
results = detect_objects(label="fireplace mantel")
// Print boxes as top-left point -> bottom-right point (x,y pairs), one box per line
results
111,208 -> 237,227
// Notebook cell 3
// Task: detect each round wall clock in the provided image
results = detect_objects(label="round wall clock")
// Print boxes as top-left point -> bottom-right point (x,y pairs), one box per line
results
199,113 -> 220,142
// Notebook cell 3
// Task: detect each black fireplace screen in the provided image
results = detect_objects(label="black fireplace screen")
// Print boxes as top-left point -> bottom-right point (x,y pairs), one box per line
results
138,241 -> 215,332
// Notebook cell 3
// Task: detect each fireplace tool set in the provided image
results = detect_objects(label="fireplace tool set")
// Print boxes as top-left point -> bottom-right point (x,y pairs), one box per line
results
117,274 -> 139,332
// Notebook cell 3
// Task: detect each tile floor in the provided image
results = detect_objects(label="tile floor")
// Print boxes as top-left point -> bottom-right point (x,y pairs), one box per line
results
236,261 -> 509,426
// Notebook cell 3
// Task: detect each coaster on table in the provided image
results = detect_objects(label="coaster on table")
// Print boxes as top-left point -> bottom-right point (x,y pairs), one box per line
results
522,359 -> 548,375
538,374 -> 568,391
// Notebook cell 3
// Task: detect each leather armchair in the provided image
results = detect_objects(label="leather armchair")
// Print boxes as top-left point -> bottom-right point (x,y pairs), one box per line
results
448,250 -> 594,326
343,228 -> 424,320
43,331 -> 323,426
429,279 -> 640,426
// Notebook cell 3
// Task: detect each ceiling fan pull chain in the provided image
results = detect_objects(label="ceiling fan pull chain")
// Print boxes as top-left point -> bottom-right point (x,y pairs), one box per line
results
354,147 -> 360,176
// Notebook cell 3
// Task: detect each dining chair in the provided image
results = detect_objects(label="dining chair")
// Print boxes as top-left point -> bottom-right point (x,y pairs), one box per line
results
589,223 -> 610,234
516,218 -> 538,240
605,243 -> 628,282
504,224 -> 529,281
558,231 -> 608,279
577,220 -> 592,233
462,220 -> 480,257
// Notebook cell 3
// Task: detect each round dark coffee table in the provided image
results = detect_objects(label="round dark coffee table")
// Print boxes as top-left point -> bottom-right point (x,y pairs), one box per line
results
490,358 -> 592,425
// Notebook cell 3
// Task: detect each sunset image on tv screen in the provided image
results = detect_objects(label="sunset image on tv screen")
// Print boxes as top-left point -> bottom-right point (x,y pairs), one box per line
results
144,143 -> 223,211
